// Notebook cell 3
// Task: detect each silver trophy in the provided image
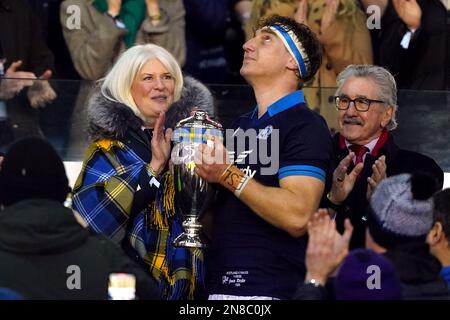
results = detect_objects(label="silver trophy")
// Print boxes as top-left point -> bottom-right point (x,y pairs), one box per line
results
171,110 -> 223,248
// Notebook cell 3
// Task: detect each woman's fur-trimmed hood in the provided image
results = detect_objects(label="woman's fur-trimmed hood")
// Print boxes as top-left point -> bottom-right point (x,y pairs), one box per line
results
87,76 -> 215,141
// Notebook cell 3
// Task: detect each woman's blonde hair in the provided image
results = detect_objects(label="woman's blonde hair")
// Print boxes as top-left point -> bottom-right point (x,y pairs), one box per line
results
101,44 -> 183,118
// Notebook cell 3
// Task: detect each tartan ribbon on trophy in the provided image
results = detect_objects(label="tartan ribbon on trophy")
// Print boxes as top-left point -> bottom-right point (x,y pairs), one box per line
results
172,127 -> 224,144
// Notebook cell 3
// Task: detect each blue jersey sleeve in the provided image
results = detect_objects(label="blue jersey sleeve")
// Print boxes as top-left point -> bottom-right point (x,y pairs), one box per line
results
278,115 -> 332,182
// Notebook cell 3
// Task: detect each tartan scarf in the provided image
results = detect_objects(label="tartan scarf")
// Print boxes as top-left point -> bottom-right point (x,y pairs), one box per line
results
145,172 -> 204,300
72,139 -> 204,299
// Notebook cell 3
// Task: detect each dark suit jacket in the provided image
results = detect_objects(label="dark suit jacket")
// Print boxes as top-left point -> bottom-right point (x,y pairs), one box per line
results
332,132 -> 444,249
0,0 -> 54,75
0,0 -> 55,149
374,0 -> 447,90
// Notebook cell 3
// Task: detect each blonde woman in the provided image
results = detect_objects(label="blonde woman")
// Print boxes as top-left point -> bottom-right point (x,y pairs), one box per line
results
60,0 -> 186,159
72,44 -> 211,299
247,0 -> 373,131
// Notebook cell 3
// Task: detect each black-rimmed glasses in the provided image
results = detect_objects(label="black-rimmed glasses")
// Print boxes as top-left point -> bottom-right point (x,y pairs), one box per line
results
334,95 -> 386,112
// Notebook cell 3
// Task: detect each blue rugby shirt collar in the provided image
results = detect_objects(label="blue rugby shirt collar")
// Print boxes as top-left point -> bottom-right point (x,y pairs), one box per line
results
251,90 -> 305,122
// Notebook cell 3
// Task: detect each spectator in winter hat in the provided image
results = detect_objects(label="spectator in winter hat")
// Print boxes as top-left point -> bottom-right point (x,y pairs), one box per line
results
367,172 -> 449,299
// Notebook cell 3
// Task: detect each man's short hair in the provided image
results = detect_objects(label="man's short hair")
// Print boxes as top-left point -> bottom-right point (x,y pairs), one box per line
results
336,64 -> 398,131
256,15 -> 322,85
433,188 -> 450,243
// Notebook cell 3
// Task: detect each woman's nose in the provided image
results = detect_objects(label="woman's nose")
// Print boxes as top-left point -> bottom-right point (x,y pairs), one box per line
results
154,76 -> 165,90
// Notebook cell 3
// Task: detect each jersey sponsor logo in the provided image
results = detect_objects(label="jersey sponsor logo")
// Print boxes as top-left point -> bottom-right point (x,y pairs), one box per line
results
257,125 -> 273,140
228,150 -> 257,177
228,149 -> 253,164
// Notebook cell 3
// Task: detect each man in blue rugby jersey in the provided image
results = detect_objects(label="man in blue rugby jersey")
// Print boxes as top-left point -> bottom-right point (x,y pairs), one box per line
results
195,15 -> 333,300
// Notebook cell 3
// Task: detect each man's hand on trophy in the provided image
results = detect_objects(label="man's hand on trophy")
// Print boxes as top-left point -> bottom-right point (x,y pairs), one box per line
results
195,136 -> 230,183
150,111 -> 173,175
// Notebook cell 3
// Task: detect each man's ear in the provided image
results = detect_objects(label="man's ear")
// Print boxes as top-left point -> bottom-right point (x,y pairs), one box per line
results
381,105 -> 394,128
286,56 -> 298,73
428,222 -> 444,246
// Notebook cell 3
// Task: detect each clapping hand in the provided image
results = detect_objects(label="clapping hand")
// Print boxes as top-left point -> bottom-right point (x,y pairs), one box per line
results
149,111 -> 172,175
321,0 -> 339,33
294,0 -> 309,25
27,69 -> 57,108
305,209 -> 353,285
366,155 -> 386,200
107,0 -> 122,16
392,0 -> 421,30
0,60 -> 35,100
328,152 -> 364,205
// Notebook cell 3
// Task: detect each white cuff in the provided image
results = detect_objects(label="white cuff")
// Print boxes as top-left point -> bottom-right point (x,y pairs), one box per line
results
400,31 -> 413,49
400,28 -> 417,49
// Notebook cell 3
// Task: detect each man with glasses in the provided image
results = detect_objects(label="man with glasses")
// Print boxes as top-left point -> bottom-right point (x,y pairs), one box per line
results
325,64 -> 443,249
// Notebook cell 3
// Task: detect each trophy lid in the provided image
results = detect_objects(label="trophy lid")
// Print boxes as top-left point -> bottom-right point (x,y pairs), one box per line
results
172,110 -> 223,144
175,109 -> 223,130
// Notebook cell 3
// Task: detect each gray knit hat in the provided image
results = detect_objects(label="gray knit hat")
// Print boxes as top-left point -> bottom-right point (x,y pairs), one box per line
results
368,172 -> 439,248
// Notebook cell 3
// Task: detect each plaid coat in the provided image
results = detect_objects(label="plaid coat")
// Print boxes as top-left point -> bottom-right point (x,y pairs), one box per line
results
72,79 -> 213,299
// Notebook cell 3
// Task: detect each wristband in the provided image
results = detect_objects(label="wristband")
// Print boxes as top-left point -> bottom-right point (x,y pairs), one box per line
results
105,12 -> 126,29
304,278 -> 324,288
219,164 -> 251,198
326,192 -> 344,212
147,164 -> 159,178
147,164 -> 160,188
149,13 -> 161,21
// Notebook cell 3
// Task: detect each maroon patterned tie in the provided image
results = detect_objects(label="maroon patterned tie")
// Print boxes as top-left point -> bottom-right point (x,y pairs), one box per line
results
349,144 -> 369,166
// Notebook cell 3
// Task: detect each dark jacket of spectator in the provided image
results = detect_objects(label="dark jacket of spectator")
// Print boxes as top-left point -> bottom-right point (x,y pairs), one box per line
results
293,244 -> 450,300
183,0 -> 232,84
0,137 -> 159,299
385,242 -> 450,300
26,0 -> 79,79
375,0 -> 447,90
332,132 -> 444,249
0,0 -> 55,149
0,199 -> 160,300
0,0 -> 54,76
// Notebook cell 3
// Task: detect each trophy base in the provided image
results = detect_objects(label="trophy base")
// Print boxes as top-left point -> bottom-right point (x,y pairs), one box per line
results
172,216 -> 207,248
173,233 -> 207,248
